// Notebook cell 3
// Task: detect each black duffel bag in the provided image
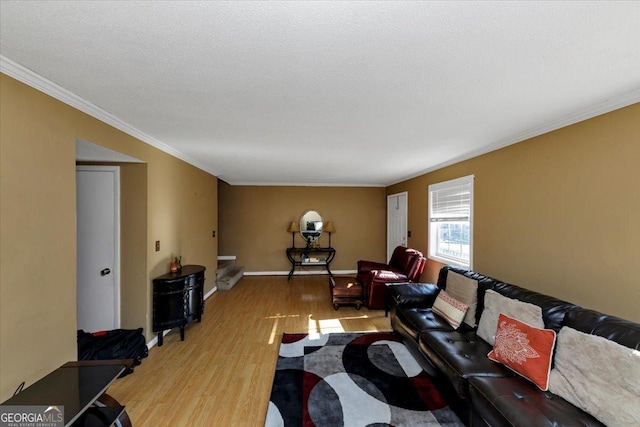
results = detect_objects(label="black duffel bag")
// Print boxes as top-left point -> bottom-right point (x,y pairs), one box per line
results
77,328 -> 149,377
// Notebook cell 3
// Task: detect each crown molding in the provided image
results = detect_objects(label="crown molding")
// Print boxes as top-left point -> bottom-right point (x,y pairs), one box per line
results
228,181 -> 385,187
387,87 -> 640,186
4,54 -> 637,188
0,55 -> 219,177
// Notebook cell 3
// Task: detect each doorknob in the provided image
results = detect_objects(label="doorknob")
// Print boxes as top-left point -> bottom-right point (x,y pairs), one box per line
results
100,268 -> 111,276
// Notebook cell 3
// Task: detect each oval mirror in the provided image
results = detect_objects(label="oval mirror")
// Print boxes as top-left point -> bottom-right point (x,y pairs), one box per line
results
299,210 -> 323,245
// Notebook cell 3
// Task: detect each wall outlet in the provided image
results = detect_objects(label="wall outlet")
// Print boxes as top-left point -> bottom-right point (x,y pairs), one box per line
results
155,240 -> 160,251
212,230 -> 216,238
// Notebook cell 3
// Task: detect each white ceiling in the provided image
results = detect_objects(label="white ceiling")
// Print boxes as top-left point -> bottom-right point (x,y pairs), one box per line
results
1,1 -> 639,187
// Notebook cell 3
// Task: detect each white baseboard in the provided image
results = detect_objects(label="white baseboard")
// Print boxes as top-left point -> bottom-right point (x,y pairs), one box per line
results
217,255 -> 236,261
146,330 -> 170,350
204,286 -> 218,300
244,270 -> 357,276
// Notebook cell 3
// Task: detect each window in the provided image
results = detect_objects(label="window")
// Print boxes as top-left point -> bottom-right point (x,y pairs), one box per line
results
428,175 -> 474,268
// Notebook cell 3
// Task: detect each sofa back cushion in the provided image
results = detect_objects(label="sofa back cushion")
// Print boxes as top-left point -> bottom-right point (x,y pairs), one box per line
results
477,289 -> 544,345
437,266 -> 579,331
445,271 -> 479,327
562,307 -> 640,350
491,282 -> 578,332
437,266 -> 498,325
549,326 -> 640,426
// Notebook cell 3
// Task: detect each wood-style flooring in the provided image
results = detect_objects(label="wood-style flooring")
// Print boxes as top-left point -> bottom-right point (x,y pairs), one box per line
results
108,275 -> 391,426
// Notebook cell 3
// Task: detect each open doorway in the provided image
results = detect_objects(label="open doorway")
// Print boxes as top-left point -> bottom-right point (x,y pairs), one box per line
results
75,139 -> 147,335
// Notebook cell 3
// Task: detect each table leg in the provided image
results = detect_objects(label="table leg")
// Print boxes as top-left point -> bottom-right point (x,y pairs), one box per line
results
158,332 -> 163,347
95,393 -> 132,427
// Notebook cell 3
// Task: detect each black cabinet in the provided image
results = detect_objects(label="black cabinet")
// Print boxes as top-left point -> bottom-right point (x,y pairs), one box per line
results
152,265 -> 205,346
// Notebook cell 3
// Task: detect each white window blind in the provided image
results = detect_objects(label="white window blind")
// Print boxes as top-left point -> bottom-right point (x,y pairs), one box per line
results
430,180 -> 472,221
428,175 -> 474,267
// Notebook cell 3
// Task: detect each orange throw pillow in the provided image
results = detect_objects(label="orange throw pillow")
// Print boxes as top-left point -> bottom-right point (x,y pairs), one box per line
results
488,313 -> 557,391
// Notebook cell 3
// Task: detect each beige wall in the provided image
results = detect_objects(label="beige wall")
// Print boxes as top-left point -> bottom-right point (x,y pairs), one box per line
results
0,74 -> 218,400
218,184 -> 386,272
119,163 -> 148,330
388,103 -> 640,322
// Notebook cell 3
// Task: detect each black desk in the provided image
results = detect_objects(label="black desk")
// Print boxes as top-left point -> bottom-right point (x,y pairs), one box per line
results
1,360 -> 132,427
286,247 -> 336,280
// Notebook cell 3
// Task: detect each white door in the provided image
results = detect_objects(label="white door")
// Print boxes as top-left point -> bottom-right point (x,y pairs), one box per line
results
76,165 -> 120,332
387,192 -> 408,260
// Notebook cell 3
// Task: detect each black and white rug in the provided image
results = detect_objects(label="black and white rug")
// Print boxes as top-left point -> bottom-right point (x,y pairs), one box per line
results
265,332 -> 463,426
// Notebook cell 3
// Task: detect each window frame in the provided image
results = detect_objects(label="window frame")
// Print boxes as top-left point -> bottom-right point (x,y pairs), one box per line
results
428,174 -> 474,268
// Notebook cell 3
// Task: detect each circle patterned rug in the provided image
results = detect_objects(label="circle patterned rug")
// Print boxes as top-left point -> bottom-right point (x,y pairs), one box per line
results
265,332 -> 463,426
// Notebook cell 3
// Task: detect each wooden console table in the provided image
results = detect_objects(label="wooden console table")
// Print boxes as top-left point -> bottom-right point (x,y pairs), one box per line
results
0,360 -> 132,427
152,265 -> 205,346
286,247 -> 335,280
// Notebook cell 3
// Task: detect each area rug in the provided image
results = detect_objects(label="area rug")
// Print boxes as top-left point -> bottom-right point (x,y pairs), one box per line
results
265,332 -> 463,427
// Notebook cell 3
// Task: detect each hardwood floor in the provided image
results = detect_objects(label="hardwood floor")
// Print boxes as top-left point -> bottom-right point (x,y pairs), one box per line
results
108,275 -> 391,426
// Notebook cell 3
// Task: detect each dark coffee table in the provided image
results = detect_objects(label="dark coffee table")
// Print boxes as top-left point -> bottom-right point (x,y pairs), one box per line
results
0,360 -> 132,427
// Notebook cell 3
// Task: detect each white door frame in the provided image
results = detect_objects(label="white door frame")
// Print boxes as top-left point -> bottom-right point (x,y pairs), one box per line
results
76,165 -> 121,330
387,191 -> 408,260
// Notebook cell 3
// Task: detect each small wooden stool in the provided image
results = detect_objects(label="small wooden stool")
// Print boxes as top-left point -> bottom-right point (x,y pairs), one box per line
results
329,276 -> 363,310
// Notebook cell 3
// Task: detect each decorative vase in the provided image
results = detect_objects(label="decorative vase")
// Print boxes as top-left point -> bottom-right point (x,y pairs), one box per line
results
170,261 -> 178,273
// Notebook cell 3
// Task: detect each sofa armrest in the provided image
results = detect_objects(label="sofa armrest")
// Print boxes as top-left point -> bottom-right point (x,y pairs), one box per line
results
370,269 -> 410,283
357,260 -> 390,274
389,283 -> 440,309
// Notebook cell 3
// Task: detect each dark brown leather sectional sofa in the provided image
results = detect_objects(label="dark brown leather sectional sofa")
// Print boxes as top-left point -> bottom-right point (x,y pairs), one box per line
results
388,265 -> 640,426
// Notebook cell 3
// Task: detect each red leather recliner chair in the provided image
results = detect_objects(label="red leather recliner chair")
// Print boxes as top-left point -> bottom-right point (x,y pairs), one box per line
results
356,246 -> 426,309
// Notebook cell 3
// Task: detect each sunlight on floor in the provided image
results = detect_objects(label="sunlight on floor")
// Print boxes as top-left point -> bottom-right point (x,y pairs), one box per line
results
265,313 -> 300,344
308,316 -> 344,337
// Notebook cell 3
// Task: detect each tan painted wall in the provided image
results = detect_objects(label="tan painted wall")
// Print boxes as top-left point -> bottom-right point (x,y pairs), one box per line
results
218,184 -> 386,272
388,103 -> 640,322
119,163 -> 148,330
0,74 -> 218,400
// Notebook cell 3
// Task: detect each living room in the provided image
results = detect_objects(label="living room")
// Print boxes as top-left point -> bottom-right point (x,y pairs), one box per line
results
1,2 -> 639,424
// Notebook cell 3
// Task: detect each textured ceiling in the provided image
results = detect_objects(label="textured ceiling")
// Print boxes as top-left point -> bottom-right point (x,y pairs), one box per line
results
1,1 -> 639,186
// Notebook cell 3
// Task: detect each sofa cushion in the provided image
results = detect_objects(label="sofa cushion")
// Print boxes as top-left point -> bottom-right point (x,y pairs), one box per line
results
389,282 -> 440,308
491,282 -> 578,332
548,326 -> 640,427
488,314 -> 556,391
468,376 -> 605,427
392,307 -> 455,341
418,329 -> 512,398
445,272 -> 478,327
437,266 -> 500,325
432,290 -> 469,329
477,289 -> 544,345
561,307 -> 640,349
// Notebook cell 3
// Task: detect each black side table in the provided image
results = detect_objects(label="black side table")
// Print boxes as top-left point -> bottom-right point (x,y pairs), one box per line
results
286,247 -> 336,280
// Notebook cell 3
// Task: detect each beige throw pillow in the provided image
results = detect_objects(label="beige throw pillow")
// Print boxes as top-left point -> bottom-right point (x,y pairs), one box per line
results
549,327 -> 640,427
477,290 -> 544,345
432,290 -> 469,329
445,271 -> 478,327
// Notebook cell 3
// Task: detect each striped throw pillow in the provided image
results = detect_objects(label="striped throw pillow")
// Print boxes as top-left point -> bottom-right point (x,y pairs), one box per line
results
432,290 -> 469,329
